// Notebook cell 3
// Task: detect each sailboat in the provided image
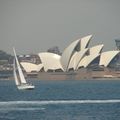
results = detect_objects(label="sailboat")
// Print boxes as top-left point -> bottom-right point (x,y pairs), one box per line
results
13,47 -> 35,90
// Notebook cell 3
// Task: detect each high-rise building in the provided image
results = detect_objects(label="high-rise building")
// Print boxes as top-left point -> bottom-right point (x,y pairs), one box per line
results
115,39 -> 120,50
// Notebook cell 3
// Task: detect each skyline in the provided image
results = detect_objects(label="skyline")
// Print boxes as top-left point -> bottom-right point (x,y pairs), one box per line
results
0,0 -> 120,55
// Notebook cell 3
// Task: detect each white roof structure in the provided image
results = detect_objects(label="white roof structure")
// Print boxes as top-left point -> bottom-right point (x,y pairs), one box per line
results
67,51 -> 78,70
77,44 -> 103,68
80,35 -> 92,50
99,51 -> 120,67
20,62 -> 43,72
38,52 -> 63,72
68,48 -> 88,70
78,54 -> 100,68
60,39 -> 80,71
61,35 -> 92,71
89,44 -> 104,54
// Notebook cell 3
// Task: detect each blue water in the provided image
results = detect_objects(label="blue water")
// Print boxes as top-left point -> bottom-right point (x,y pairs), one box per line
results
0,80 -> 120,120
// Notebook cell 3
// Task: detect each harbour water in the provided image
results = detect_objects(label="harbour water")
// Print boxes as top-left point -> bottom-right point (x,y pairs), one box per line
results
0,80 -> 120,120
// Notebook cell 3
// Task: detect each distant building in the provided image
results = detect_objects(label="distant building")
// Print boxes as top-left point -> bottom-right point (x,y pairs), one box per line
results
115,39 -> 120,50
47,46 -> 61,55
18,54 -> 41,64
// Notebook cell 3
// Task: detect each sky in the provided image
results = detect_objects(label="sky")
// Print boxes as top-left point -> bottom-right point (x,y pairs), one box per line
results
0,0 -> 120,55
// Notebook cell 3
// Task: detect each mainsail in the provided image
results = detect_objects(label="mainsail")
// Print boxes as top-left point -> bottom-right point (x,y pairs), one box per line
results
13,59 -> 20,85
13,47 -> 27,84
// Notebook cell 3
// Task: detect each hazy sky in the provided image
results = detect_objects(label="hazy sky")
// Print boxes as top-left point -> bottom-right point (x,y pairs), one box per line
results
0,0 -> 120,55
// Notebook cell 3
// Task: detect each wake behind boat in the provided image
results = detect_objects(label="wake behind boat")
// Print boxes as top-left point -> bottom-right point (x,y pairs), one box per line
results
13,47 -> 35,90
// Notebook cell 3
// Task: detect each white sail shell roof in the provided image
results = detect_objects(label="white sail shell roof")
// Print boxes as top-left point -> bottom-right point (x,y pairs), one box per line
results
80,35 -> 92,50
77,44 -> 103,68
89,44 -> 104,54
68,48 -> 88,70
78,54 -> 100,68
38,52 -> 63,72
20,62 -> 43,72
99,51 -> 120,67
60,39 -> 80,71
67,51 -> 78,70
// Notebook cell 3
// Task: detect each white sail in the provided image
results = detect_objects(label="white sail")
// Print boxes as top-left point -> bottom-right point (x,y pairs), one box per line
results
13,47 -> 27,84
13,59 -> 20,85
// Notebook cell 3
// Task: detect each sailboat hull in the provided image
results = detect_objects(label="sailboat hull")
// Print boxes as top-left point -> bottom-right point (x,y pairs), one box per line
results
17,84 -> 35,90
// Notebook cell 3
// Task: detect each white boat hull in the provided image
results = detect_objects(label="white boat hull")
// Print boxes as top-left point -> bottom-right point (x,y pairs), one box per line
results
17,84 -> 35,90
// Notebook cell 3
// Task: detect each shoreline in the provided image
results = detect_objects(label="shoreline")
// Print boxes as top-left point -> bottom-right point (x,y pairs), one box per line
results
0,77 -> 120,81
1,68 -> 120,81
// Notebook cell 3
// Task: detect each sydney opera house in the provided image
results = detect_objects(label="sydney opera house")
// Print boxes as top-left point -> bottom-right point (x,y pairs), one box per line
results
19,35 -> 120,80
